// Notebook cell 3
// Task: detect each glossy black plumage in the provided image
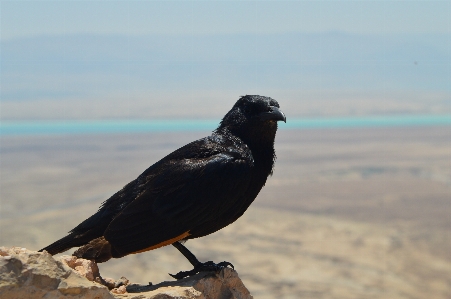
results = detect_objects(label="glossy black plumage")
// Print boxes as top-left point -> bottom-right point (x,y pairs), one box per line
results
40,95 -> 285,269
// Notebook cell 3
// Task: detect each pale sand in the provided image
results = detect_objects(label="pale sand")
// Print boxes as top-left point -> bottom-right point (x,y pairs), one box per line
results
1,126 -> 450,298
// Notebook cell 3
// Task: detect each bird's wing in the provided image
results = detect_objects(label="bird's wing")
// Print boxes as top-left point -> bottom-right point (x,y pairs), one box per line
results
104,149 -> 253,256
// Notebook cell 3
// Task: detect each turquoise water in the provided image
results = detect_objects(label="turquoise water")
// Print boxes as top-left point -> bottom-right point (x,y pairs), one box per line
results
1,115 -> 450,136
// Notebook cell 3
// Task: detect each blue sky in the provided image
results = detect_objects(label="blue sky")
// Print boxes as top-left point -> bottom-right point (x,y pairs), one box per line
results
2,1 -> 450,39
1,1 -> 450,120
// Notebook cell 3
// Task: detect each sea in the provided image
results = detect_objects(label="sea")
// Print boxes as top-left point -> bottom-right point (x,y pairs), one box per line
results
1,115 -> 450,136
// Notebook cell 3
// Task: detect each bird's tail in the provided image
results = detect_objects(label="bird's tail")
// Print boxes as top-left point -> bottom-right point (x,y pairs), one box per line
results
39,233 -> 90,255
72,237 -> 113,263
40,233 -> 113,263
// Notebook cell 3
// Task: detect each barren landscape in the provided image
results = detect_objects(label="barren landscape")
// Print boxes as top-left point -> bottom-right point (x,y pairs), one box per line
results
1,126 -> 450,298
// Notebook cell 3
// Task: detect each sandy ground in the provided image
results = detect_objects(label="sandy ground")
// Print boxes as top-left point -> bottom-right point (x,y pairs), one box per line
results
1,126 -> 450,298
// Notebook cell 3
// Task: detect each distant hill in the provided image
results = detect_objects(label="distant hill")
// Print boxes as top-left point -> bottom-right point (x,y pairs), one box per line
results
2,32 -> 449,99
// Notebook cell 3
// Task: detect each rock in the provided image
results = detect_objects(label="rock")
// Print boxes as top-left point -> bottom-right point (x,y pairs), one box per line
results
59,255 -> 100,282
123,268 -> 253,299
0,247 -> 253,299
111,285 -> 127,294
0,246 -> 113,299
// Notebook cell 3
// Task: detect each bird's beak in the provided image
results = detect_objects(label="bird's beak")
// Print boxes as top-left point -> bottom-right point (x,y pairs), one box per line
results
258,106 -> 286,123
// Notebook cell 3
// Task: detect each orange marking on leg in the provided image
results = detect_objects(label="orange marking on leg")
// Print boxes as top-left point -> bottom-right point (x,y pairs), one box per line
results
131,231 -> 190,254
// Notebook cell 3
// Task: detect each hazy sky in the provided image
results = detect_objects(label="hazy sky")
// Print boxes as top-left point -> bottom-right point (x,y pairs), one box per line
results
2,1 -> 450,41
1,1 -> 450,120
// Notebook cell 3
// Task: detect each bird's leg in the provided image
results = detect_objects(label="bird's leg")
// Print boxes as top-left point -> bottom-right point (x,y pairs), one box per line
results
172,240 -> 201,266
169,241 -> 234,280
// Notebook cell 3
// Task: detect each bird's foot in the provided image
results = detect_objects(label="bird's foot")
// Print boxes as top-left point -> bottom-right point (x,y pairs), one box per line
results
169,261 -> 234,280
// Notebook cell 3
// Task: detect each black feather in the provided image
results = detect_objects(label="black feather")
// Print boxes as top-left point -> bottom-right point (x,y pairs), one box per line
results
39,95 -> 285,261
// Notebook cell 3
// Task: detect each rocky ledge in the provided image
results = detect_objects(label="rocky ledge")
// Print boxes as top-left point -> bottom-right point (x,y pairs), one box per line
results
0,247 -> 253,299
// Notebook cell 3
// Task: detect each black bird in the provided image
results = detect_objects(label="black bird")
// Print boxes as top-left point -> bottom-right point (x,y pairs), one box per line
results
40,95 -> 286,279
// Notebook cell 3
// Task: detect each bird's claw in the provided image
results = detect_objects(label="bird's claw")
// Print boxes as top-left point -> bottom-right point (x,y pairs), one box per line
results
216,261 -> 234,269
169,261 -> 234,280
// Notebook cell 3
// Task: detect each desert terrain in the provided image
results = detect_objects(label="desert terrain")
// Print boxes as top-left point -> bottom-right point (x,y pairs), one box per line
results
1,126 -> 450,298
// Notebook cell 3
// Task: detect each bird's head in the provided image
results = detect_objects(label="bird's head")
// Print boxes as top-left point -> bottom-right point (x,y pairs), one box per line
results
217,95 -> 286,145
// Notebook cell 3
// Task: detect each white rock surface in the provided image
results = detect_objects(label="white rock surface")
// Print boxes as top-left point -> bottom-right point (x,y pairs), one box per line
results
0,247 -> 113,299
0,247 -> 253,299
